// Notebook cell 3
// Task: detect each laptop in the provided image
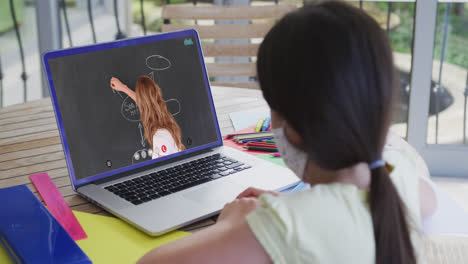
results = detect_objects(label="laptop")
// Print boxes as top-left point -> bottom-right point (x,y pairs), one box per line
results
42,29 -> 299,236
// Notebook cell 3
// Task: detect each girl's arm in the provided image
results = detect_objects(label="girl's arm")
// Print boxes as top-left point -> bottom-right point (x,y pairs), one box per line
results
137,198 -> 271,264
110,77 -> 137,102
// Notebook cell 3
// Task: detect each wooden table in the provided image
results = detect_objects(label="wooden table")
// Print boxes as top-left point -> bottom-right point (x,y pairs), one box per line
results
0,86 -> 270,231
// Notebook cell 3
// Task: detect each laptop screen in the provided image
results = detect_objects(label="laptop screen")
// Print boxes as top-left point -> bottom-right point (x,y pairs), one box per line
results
44,30 -> 221,186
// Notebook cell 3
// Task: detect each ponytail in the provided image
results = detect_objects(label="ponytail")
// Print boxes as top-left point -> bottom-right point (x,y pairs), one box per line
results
369,166 -> 416,264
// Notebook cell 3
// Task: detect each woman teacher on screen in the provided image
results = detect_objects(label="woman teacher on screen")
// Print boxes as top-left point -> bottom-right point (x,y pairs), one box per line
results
110,76 -> 185,158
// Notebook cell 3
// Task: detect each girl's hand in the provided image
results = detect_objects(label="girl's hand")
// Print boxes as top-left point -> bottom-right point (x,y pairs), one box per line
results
217,198 -> 259,225
237,187 -> 280,199
110,77 -> 127,92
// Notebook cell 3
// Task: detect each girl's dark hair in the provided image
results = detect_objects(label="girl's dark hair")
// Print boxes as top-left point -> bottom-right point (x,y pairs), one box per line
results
257,2 -> 415,264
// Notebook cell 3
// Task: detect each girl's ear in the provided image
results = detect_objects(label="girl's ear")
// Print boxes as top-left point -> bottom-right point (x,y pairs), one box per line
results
284,123 -> 304,146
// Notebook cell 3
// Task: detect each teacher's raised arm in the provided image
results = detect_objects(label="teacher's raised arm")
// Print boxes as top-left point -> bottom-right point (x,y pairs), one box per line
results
110,77 -> 137,103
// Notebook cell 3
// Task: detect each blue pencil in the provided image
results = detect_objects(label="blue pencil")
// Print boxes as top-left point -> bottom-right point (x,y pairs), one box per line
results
261,117 -> 271,132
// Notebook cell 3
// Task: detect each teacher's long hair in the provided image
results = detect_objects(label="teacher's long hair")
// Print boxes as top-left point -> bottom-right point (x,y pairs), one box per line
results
257,2 -> 416,264
135,76 -> 185,151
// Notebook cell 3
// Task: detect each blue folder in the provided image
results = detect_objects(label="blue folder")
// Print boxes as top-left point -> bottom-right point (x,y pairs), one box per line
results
0,185 -> 91,264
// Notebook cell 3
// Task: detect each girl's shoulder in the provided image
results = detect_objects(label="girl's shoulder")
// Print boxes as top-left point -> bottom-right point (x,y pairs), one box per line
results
153,128 -> 175,143
255,183 -> 374,239
246,186 -> 375,263
258,183 -> 371,223
153,128 -> 171,137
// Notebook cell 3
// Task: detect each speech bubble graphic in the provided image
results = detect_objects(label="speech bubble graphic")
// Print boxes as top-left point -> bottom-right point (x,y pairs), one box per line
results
146,55 -> 171,71
121,96 -> 141,122
165,99 -> 181,116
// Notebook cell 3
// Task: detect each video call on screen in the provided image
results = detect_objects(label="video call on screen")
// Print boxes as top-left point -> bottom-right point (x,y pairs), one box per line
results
48,36 -> 219,180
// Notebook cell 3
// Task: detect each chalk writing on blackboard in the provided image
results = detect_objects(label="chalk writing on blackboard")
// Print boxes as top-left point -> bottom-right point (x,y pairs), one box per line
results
138,123 -> 145,147
146,55 -> 171,71
121,96 -> 141,122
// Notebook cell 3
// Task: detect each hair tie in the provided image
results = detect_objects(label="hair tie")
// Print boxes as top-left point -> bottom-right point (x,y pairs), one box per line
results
369,159 -> 386,170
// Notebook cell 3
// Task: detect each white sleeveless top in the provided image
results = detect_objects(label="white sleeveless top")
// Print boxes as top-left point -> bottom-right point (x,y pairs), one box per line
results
152,129 -> 181,159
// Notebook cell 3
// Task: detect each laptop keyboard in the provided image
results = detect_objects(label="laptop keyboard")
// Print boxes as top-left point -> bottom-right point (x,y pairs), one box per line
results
104,153 -> 251,205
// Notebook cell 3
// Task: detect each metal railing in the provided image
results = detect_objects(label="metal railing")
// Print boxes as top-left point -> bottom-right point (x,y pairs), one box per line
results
425,2 -> 468,144
87,0 -> 97,43
9,0 -> 28,104
60,0 -> 73,46
464,77 -> 468,143
139,0 -> 147,35
355,0 -> 468,144
434,3 -> 451,144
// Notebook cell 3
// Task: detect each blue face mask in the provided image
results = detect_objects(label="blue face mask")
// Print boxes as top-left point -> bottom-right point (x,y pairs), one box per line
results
272,125 -> 308,180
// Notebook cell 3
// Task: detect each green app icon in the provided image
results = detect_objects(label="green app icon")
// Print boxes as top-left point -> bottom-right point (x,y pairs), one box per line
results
184,38 -> 194,46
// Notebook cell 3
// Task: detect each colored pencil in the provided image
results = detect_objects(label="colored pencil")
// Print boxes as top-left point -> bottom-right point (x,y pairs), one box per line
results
261,117 -> 270,132
233,133 -> 274,140
244,146 -> 278,152
226,131 -> 271,139
265,140 -> 276,143
245,141 -> 276,146
255,119 -> 265,132
238,137 -> 275,144
245,142 -> 277,148
234,135 -> 274,141
239,137 -> 275,144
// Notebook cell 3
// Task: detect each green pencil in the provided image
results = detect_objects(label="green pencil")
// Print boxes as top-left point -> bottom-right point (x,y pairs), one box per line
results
244,146 -> 278,152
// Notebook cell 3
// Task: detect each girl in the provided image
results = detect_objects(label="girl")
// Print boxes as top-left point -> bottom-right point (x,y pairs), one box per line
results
110,76 -> 185,158
138,2 -> 436,263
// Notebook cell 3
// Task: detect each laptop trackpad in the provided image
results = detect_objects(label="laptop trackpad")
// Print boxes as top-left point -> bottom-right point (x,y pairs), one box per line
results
183,181 -> 245,207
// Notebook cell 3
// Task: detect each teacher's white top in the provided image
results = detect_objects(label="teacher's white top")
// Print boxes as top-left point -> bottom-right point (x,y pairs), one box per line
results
152,129 -> 181,159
